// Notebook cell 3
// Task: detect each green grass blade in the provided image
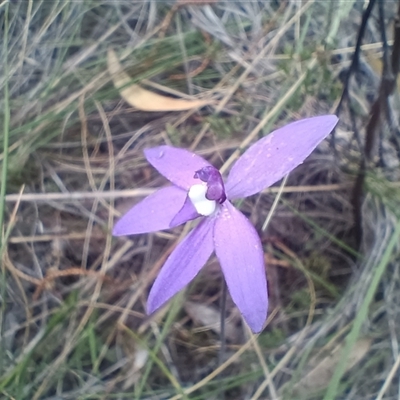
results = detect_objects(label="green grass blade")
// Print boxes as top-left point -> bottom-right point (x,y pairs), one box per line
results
0,2 -> 10,251
322,219 -> 400,400
0,1 -> 11,378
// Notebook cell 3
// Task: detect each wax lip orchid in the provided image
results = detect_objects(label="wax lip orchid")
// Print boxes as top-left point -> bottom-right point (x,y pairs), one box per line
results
113,115 -> 338,333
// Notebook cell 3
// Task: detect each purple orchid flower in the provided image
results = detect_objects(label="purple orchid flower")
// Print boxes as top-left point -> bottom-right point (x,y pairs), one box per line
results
113,115 -> 338,333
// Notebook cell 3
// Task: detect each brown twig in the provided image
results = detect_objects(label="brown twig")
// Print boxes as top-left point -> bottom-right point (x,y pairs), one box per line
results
4,248 -> 110,301
352,0 -> 400,247
32,268 -> 110,300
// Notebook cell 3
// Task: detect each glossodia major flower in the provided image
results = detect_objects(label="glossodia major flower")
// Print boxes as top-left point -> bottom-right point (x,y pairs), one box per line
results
113,115 -> 338,333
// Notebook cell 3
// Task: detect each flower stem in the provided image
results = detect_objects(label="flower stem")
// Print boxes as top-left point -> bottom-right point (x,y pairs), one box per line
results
217,279 -> 228,399
218,279 -> 227,367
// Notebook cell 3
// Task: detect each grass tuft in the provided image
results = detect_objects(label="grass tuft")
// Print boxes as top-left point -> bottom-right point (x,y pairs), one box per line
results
1,1 -> 400,398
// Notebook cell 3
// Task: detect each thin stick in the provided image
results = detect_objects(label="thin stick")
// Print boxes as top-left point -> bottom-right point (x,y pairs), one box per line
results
375,353 -> 400,400
262,175 -> 289,232
335,0 -> 377,116
4,183 -> 355,203
352,0 -> 399,247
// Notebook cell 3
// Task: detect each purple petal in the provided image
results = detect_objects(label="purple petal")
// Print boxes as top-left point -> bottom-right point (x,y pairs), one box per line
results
145,146 -> 211,190
214,201 -> 268,333
147,218 -> 215,314
225,115 -> 338,199
113,186 -> 187,236
169,196 -> 200,227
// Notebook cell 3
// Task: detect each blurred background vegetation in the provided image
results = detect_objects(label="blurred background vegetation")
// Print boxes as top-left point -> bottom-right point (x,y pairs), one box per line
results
1,0 -> 400,399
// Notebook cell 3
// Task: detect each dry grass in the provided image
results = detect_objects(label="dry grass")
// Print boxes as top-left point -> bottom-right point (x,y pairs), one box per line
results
1,1 -> 400,399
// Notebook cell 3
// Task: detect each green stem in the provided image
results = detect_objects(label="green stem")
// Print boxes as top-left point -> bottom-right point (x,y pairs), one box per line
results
0,1 -> 10,377
0,3 -> 10,251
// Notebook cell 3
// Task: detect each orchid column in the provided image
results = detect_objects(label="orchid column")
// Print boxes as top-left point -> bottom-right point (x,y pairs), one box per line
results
113,115 -> 338,333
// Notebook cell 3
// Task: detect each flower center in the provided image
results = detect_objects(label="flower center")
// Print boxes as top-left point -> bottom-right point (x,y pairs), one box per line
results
194,166 -> 226,204
188,166 -> 226,217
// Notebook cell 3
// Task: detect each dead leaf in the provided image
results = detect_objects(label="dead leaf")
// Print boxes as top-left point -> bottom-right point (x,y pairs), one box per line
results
291,338 -> 372,397
185,301 -> 238,342
107,48 -> 210,111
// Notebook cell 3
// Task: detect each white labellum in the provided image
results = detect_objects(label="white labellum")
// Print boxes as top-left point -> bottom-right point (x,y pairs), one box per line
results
188,184 -> 216,216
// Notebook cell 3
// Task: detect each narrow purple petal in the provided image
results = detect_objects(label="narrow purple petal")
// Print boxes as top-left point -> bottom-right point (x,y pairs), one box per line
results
225,115 -> 338,199
214,201 -> 268,333
145,146 -> 211,190
113,186 -> 187,236
147,218 -> 215,314
169,196 -> 200,227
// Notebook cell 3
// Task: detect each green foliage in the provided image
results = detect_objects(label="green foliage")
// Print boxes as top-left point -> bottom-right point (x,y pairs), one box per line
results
289,288 -> 312,310
259,327 -> 286,348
